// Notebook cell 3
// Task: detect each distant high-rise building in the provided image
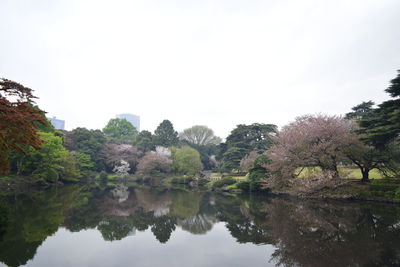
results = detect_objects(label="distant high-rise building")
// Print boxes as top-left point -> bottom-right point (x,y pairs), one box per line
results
116,113 -> 140,131
47,117 -> 65,130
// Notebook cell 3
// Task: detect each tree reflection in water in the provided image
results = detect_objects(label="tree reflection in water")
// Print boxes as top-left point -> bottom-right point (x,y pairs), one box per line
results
0,185 -> 399,266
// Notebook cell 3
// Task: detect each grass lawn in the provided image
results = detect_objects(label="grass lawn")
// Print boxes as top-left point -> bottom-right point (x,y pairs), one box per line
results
296,166 -> 383,179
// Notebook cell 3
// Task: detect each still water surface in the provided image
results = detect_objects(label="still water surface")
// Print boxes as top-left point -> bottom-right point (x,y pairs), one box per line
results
0,185 -> 399,267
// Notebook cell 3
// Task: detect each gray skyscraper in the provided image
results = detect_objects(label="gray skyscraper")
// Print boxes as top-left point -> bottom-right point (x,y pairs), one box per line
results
116,113 -> 140,131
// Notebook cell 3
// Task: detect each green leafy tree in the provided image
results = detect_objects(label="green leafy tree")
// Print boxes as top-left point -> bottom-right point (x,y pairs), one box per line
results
247,155 -> 270,191
219,123 -> 277,172
345,72 -> 400,179
103,118 -> 138,144
73,152 -> 94,171
172,146 -> 203,175
179,125 -> 221,170
64,128 -> 106,170
61,154 -> 81,182
154,120 -> 179,147
136,130 -> 155,152
16,132 -> 69,183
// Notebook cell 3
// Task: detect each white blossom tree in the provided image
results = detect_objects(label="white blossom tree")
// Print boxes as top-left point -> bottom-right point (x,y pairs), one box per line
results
113,159 -> 131,178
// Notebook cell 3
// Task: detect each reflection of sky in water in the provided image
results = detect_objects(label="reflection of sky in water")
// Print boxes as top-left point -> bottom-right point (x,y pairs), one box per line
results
22,224 -> 275,267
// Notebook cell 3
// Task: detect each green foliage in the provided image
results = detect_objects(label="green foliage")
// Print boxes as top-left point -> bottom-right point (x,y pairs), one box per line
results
212,177 -> 236,189
220,123 -> 277,172
154,120 -> 179,147
73,152 -> 94,171
369,184 -> 398,192
345,101 -> 375,120
221,147 -> 247,172
236,181 -> 251,191
99,171 -> 108,183
248,155 -> 270,191
197,179 -> 209,186
64,127 -> 106,170
172,146 -> 202,175
395,187 -> 400,201
171,177 -> 193,184
61,153 -> 81,182
358,70 -> 400,147
16,132 -> 69,183
136,130 -> 155,152
103,118 -> 138,145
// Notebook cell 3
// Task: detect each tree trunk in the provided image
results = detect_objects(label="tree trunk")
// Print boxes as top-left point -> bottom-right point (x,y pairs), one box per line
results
360,168 -> 370,183
321,164 -> 339,179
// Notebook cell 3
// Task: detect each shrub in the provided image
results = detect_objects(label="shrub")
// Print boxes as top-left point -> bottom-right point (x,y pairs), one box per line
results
371,179 -> 381,185
99,171 -> 108,183
212,177 -> 236,189
197,179 -> 209,186
171,177 -> 192,184
395,186 -> 400,201
369,184 -> 398,192
237,181 -> 251,191
172,146 -> 202,175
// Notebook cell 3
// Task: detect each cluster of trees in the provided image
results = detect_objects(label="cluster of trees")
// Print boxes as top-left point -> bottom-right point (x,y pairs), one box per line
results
62,121 -> 222,180
1,70 -> 399,187
223,71 -> 400,191
0,81 -> 224,183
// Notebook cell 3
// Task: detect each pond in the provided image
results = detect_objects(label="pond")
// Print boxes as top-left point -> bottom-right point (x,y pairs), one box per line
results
0,185 -> 399,267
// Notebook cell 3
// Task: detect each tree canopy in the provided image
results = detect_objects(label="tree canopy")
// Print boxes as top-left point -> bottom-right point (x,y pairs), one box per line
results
219,123 -> 277,172
154,120 -> 179,147
179,125 -> 221,146
171,146 -> 203,175
0,78 -> 48,174
103,118 -> 138,145
358,70 -> 400,147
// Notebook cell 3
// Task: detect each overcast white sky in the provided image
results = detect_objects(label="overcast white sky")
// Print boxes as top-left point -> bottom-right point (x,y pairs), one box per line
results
1,0 -> 399,138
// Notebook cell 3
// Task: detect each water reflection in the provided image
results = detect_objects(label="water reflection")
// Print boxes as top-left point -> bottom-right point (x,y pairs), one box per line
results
0,185 -> 399,266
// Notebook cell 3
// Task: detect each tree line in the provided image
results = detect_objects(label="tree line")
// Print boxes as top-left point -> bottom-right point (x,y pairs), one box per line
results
1,70 -> 399,189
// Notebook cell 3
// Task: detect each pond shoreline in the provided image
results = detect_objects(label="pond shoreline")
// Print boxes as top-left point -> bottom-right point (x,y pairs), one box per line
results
1,175 -> 399,204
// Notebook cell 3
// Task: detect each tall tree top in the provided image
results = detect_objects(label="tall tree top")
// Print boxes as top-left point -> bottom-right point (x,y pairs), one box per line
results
180,125 -> 221,146
154,120 -> 179,147
385,69 -> 400,97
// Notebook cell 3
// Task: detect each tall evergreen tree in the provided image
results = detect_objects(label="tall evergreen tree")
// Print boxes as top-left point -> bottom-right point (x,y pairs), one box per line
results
154,120 -> 179,147
359,70 -> 400,147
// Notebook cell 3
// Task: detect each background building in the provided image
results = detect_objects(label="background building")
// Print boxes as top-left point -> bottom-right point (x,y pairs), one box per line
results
116,113 -> 140,131
47,117 -> 65,130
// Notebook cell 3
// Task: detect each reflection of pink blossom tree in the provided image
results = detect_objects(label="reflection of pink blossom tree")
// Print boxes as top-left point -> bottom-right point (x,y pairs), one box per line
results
266,115 -> 357,181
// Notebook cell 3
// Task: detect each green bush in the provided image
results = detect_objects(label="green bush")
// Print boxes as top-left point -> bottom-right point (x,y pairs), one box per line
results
395,187 -> 400,201
197,179 -> 208,186
171,177 -> 192,184
237,181 -> 250,191
212,177 -> 236,189
369,184 -> 398,192
371,179 -> 381,185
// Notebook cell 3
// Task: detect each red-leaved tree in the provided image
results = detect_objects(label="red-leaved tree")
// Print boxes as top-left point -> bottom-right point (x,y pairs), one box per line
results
0,78 -> 47,174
